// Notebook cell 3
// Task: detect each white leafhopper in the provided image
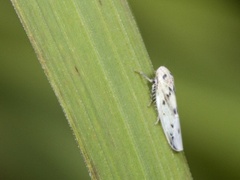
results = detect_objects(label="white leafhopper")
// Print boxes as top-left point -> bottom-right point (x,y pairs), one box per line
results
136,66 -> 183,152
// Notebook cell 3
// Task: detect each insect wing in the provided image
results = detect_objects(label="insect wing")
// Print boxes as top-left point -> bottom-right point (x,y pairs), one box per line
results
156,89 -> 183,151
156,66 -> 183,151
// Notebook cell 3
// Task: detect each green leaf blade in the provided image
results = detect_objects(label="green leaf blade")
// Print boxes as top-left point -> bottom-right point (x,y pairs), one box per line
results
11,0 -> 192,179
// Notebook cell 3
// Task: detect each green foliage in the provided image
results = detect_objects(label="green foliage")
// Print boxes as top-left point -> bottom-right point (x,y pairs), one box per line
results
11,0 -> 191,179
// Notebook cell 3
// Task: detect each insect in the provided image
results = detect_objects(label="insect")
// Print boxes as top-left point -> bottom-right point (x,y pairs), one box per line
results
136,66 -> 183,152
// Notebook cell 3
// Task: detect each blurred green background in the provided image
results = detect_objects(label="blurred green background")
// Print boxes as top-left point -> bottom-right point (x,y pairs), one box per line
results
1,0 -> 240,179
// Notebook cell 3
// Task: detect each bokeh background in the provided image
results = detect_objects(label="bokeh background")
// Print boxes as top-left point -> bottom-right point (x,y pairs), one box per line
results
1,0 -> 240,179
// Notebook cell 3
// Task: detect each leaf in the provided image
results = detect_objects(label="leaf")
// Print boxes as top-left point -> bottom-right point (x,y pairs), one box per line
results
11,0 -> 192,179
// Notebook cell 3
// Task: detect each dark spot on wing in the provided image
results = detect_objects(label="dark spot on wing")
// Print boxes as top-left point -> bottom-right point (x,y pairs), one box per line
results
171,124 -> 174,128
169,87 -> 172,92
162,100 -> 165,105
173,108 -> 177,114
178,129 -> 180,134
163,74 -> 167,79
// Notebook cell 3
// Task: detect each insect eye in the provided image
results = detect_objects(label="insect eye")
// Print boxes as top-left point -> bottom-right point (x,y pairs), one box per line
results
153,78 -> 158,84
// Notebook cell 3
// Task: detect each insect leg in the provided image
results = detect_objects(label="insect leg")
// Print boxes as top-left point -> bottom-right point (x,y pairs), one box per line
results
135,71 -> 154,83
155,115 -> 160,125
